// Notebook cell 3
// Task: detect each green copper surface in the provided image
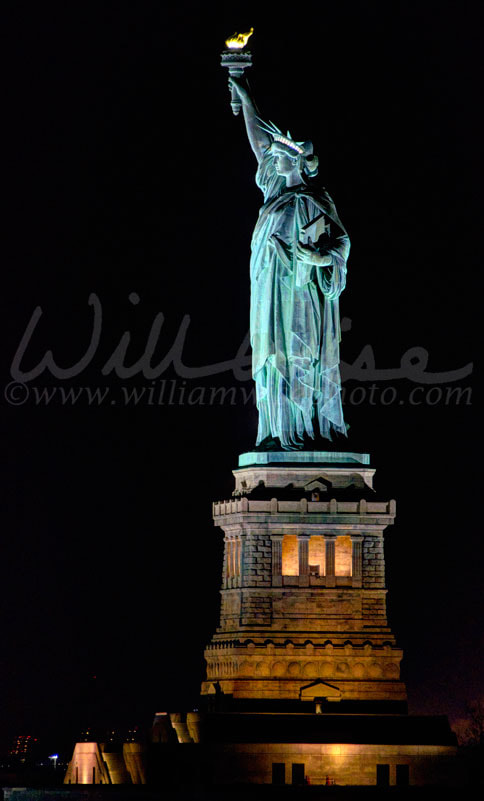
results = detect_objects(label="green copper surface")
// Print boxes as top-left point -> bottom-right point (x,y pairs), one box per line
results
228,76 -> 350,451
238,451 -> 370,467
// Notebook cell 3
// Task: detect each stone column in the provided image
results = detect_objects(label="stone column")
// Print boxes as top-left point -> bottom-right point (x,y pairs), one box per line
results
233,538 -> 237,581
351,535 -> 363,587
228,538 -> 235,587
298,536 -> 309,586
325,535 -> 335,587
223,536 -> 229,588
235,537 -> 242,587
233,539 -> 237,577
238,535 -> 244,588
272,536 -> 283,587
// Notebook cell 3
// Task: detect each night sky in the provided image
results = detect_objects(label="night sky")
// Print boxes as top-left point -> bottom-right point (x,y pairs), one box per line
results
2,1 -> 482,757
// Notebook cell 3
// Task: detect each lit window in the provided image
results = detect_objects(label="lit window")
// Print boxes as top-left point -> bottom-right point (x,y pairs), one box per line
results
308,536 -> 325,576
282,535 -> 298,575
335,536 -> 352,576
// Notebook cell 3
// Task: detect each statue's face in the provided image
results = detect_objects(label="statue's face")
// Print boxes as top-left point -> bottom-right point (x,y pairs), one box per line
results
272,144 -> 300,178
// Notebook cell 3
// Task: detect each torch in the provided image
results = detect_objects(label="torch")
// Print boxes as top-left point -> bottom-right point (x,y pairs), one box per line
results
221,28 -> 254,116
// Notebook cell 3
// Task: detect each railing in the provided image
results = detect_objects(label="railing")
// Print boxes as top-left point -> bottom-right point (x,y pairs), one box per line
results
213,498 -> 396,517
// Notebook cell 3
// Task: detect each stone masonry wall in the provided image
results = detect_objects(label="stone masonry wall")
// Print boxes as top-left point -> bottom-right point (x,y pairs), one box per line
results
242,533 -> 272,588
362,535 -> 385,588
240,591 -> 272,626
219,591 -> 241,630
361,593 -> 388,626
221,538 -> 228,588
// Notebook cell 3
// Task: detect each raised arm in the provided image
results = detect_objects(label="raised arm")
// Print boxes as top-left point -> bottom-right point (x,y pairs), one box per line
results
228,77 -> 271,164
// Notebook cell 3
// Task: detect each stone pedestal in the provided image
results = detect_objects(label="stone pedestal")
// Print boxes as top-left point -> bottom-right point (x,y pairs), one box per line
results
201,452 -> 406,708
161,451 -> 461,788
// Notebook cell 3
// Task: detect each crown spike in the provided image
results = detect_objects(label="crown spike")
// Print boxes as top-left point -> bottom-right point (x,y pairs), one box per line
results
256,117 -> 305,155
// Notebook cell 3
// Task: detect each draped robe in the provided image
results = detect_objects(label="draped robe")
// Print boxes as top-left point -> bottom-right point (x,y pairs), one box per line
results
250,148 -> 350,449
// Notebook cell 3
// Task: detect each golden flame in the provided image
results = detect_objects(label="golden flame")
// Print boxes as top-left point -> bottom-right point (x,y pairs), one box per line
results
225,27 -> 254,50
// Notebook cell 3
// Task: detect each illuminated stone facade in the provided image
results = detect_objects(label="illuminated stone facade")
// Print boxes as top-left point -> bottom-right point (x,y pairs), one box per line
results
201,456 -> 406,708
205,740 -> 461,787
161,453 -> 461,787
63,742 -> 146,785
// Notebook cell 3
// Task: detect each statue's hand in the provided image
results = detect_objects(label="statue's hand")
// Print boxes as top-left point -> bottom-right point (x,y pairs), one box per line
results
296,242 -> 332,267
228,76 -> 251,105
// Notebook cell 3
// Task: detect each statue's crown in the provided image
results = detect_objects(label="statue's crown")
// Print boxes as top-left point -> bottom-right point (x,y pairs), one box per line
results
258,119 -> 306,155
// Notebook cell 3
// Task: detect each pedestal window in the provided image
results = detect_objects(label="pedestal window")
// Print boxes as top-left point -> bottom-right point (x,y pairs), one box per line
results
281,535 -> 299,575
308,535 -> 325,576
225,538 -> 241,585
277,533 -> 356,585
335,535 -> 352,576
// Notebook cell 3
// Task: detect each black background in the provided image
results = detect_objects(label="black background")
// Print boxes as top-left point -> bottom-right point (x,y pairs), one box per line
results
2,0 -> 482,756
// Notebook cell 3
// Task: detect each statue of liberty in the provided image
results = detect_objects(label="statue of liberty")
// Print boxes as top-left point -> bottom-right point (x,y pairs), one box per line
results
229,77 -> 350,451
